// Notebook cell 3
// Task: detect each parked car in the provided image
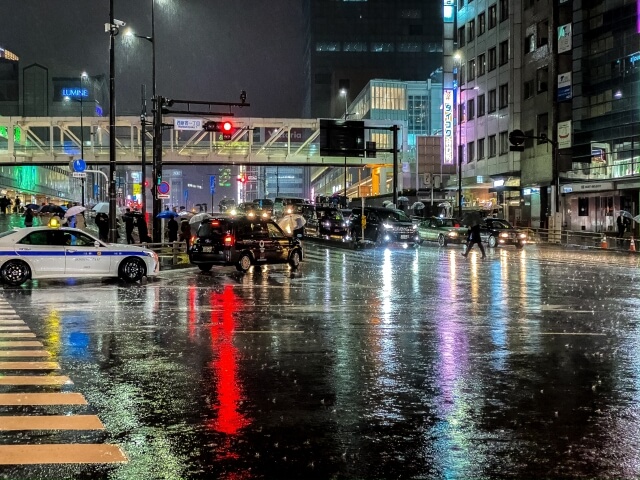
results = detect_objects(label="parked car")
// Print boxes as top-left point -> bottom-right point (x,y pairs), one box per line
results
304,207 -> 349,239
189,215 -> 303,272
349,207 -> 419,245
0,224 -> 159,286
417,217 -> 468,247
480,218 -> 527,248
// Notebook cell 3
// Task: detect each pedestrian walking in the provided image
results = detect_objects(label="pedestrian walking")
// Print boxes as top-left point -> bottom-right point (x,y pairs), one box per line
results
122,208 -> 136,244
95,212 -> 109,242
462,223 -> 486,259
617,213 -> 626,238
13,196 -> 21,213
137,215 -> 152,243
180,219 -> 191,249
23,207 -> 34,227
0,196 -> 10,214
167,216 -> 179,242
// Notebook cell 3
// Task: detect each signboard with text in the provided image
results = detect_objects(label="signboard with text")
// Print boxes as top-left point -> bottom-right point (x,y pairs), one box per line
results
443,89 -> 454,165
557,72 -> 572,101
174,118 -> 204,131
558,23 -> 572,53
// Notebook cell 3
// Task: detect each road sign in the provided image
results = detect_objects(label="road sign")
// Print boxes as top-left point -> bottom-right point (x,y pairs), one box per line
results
72,172 -> 87,178
72,159 -> 86,172
174,118 -> 203,131
157,181 -> 170,195
210,175 -> 216,194
508,129 -> 526,146
158,194 -> 170,199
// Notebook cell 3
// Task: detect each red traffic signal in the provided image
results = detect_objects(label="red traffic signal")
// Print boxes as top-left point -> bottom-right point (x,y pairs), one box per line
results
203,120 -> 235,140
237,174 -> 246,183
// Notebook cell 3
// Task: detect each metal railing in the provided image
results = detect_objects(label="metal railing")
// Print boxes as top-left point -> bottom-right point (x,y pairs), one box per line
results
528,228 -> 637,251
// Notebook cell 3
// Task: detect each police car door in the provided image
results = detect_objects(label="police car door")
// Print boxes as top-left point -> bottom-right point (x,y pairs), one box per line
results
14,230 -> 65,276
63,231 -> 112,275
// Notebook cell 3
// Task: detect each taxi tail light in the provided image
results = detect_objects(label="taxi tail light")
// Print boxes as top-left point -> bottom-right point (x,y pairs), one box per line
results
224,234 -> 235,246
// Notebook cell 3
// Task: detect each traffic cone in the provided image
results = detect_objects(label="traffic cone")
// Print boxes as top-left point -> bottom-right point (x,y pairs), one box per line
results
631,237 -> 636,252
600,234 -> 608,249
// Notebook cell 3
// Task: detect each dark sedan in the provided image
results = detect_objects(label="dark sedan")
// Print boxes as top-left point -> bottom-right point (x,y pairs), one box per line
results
304,207 -> 348,239
480,218 -> 527,248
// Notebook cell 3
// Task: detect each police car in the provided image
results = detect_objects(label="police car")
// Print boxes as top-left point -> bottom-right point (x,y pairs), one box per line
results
0,220 -> 159,286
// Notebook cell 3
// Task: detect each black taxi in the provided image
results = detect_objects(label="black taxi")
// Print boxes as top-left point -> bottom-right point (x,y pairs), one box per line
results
189,214 -> 303,272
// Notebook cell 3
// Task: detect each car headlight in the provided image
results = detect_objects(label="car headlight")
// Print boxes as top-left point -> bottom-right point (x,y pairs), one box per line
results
383,223 -> 393,229
323,221 -> 331,228
500,232 -> 509,238
412,224 -> 418,230
448,231 -> 458,237
518,233 -> 526,239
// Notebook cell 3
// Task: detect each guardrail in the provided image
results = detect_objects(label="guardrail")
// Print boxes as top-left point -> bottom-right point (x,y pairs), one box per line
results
528,228 -> 637,251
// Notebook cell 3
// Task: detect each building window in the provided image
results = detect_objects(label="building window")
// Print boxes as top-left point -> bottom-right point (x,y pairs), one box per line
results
525,34 -> 535,54
459,102 -> 465,123
458,0 -> 464,10
316,42 -> 341,52
488,89 -> 497,112
537,66 -> 548,93
478,137 -> 485,159
499,83 -> 508,108
467,98 -> 475,120
478,12 -> 486,36
488,47 -> 497,71
343,42 -> 367,52
398,43 -> 421,52
477,94 -> 486,116
499,40 -> 509,66
371,42 -> 394,52
468,59 -> 476,81
458,26 -> 466,47
537,20 -> 549,47
467,141 -> 475,162
468,20 -> 476,42
524,79 -> 534,99
499,131 -> 509,154
488,4 -> 497,29
537,113 -> 549,144
499,0 -> 509,22
459,144 -> 465,164
488,135 -> 497,157
459,65 -> 466,85
477,53 -> 486,77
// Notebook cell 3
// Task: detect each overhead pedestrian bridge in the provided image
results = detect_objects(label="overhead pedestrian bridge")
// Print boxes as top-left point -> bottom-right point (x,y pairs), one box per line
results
0,116 -> 411,168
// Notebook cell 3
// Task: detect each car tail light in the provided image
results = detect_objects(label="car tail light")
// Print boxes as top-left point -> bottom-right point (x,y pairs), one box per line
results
212,221 -> 220,226
224,234 -> 235,246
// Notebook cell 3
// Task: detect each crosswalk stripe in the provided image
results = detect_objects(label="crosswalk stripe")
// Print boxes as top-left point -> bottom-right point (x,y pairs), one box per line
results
0,444 -> 128,464
0,341 -> 43,348
0,361 -> 60,370
0,350 -> 50,357
0,393 -> 87,405
0,320 -> 26,325
0,375 -> 72,385
0,333 -> 36,338
0,415 -> 104,430
0,326 -> 31,331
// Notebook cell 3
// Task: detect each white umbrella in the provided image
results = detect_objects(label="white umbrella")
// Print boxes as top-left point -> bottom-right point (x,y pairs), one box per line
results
411,201 -> 425,210
92,202 -> 122,215
64,205 -> 86,218
189,212 -> 212,225
277,214 -> 306,236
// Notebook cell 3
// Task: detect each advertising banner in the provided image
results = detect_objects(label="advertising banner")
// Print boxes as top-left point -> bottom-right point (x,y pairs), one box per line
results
443,89 -> 454,165
558,24 -> 572,53
558,120 -> 572,149
557,72 -> 572,101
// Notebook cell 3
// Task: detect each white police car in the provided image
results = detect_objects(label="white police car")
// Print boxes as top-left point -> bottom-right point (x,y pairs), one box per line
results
0,221 -> 159,286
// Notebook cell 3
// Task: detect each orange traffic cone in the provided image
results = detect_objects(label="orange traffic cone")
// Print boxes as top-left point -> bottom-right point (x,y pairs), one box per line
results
631,237 -> 636,252
600,234 -> 608,249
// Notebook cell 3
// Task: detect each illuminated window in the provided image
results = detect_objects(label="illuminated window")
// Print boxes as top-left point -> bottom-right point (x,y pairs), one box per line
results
371,42 -> 394,52
316,42 -> 341,52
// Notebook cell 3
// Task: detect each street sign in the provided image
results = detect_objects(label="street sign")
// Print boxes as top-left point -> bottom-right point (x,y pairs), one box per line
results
158,194 -> 170,199
508,129 -> 526,145
157,181 -> 170,195
210,175 -> 216,194
174,118 -> 204,131
72,172 -> 87,178
72,159 -> 86,172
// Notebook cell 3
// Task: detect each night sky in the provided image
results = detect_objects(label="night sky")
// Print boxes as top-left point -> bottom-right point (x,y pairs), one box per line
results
0,0 -> 305,118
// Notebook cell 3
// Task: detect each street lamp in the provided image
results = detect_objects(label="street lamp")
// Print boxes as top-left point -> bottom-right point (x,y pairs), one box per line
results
340,88 -> 348,205
124,0 -> 156,220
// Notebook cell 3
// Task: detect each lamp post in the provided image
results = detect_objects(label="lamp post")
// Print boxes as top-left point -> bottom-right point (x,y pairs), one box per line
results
80,72 -> 88,206
107,1 -> 120,243
340,88 -> 348,204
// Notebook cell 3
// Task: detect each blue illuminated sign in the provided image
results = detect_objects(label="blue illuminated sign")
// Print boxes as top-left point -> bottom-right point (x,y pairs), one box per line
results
61,88 -> 89,98
443,0 -> 455,22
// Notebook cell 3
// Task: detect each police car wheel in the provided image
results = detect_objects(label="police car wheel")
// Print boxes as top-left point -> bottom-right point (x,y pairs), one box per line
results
237,253 -> 252,272
1,260 -> 31,286
119,257 -> 146,283
289,250 -> 301,269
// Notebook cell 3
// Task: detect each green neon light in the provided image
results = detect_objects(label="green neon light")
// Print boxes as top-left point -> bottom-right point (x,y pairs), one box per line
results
0,126 -> 21,143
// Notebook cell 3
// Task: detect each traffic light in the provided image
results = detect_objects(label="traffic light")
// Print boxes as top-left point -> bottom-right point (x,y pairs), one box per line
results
143,180 -> 149,188
237,173 -> 246,184
203,120 -> 235,140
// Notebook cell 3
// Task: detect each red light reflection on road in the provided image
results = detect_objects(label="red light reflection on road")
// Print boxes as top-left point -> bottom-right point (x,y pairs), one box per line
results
207,285 -> 250,435
188,285 -> 197,339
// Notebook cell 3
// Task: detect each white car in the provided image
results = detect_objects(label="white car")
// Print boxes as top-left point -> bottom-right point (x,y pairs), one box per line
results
0,225 -> 159,286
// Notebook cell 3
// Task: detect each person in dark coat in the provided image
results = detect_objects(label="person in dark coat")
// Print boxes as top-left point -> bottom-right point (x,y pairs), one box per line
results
0,196 -> 9,214
13,196 -> 21,213
617,213 -> 626,238
95,212 -> 109,242
167,217 -> 179,242
122,208 -> 136,244
137,215 -> 152,243
180,219 -> 191,249
23,208 -> 34,227
462,223 -> 486,259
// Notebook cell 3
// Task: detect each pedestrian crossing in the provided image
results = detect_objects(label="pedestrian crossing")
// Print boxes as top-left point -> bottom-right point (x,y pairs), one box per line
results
0,299 -> 127,466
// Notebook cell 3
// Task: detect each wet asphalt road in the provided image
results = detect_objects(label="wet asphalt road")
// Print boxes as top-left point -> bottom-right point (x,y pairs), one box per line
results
1,241 -> 640,479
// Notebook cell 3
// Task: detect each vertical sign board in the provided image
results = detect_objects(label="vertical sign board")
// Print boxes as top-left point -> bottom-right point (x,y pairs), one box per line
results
443,89 -> 454,165
558,23 -> 572,53
557,72 -> 572,101
210,175 -> 216,194
443,0 -> 455,22
558,120 -> 572,149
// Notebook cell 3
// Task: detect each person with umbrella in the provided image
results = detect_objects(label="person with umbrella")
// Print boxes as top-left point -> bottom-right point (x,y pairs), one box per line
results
122,208 -> 137,244
137,215 -> 152,243
462,222 -> 486,259
167,216 -> 179,242
180,219 -> 191,249
95,212 -> 109,242
23,207 -> 34,227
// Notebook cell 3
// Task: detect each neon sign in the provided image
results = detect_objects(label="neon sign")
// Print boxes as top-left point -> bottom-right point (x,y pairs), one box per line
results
443,89 -> 454,165
61,88 -> 89,98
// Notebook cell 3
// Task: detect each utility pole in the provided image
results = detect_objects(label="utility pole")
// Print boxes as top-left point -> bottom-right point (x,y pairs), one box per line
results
108,0 -> 118,243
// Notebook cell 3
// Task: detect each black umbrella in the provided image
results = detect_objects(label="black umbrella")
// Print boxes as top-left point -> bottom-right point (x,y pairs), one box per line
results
460,210 -> 484,227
